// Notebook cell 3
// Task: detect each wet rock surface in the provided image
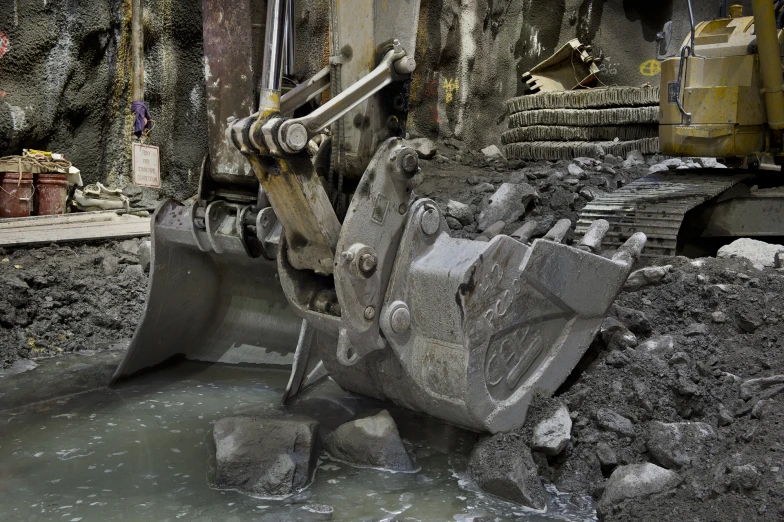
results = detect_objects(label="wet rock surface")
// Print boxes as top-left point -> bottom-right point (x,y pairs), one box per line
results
323,410 -> 416,472
213,415 -> 320,497
468,431 -> 547,509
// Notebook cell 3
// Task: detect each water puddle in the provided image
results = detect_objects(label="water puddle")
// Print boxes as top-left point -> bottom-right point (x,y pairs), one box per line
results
0,362 -> 595,521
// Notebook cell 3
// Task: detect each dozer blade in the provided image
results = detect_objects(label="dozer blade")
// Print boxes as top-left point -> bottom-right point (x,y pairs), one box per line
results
112,200 -> 303,382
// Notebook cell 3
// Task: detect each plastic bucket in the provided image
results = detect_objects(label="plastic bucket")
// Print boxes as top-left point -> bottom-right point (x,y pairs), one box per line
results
0,173 -> 34,218
35,173 -> 69,215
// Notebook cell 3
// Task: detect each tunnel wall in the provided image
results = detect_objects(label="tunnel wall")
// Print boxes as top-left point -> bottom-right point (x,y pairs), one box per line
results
0,0 -> 756,197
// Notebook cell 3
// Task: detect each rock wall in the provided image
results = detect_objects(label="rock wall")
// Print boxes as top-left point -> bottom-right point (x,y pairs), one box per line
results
0,0 -> 207,199
0,0 -> 757,196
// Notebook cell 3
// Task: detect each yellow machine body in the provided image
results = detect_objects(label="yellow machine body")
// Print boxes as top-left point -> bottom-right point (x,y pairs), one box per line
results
659,14 -> 784,158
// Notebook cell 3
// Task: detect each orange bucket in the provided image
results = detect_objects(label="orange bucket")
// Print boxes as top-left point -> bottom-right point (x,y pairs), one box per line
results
0,173 -> 34,218
35,173 -> 69,215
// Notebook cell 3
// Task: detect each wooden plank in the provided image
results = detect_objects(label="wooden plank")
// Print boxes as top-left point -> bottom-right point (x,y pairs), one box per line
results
0,217 -> 151,247
0,211 -> 132,230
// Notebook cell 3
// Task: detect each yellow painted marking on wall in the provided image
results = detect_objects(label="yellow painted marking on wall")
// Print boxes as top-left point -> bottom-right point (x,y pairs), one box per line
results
443,78 -> 459,104
639,60 -> 661,77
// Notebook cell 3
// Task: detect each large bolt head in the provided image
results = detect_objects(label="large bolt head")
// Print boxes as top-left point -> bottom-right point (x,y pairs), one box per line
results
359,253 -> 378,274
397,148 -> 419,176
420,207 -> 440,236
389,302 -> 411,334
284,122 -> 309,152
364,306 -> 376,321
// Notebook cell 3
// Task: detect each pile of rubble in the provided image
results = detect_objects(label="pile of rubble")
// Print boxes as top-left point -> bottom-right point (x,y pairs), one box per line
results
0,239 -> 150,368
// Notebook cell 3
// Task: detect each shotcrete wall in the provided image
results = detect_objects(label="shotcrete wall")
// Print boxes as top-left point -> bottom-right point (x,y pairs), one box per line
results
0,0 -> 756,196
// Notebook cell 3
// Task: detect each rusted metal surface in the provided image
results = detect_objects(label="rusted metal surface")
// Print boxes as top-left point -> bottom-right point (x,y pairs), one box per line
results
202,0 -> 258,186
0,173 -> 34,218
34,173 -> 68,215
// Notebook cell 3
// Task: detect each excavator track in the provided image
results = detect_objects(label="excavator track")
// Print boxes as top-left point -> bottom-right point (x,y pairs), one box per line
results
576,170 -> 752,256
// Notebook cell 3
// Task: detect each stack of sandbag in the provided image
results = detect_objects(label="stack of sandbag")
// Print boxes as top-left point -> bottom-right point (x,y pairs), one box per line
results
502,86 -> 660,161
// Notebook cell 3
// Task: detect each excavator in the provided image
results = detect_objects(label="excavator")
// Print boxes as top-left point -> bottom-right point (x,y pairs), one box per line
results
112,0 -> 645,434
578,0 -> 784,256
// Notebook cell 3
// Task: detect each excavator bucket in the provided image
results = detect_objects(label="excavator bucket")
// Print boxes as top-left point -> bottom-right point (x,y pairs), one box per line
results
112,200 -> 303,380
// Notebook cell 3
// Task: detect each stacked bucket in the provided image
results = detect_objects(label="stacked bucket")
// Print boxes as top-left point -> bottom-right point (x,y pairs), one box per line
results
502,86 -> 661,161
0,162 -> 68,218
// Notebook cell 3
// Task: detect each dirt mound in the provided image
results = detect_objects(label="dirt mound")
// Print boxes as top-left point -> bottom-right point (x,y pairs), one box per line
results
0,240 -> 148,368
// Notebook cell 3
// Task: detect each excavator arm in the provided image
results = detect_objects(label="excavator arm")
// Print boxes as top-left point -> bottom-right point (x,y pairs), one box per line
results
115,0 -> 646,433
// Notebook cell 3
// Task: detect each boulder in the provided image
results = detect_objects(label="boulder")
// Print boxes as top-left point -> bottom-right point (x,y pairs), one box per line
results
567,163 -> 586,179
213,415 -> 320,497
323,410 -> 416,472
468,432 -> 547,509
624,265 -> 672,291
404,137 -> 437,159
476,183 -> 538,232
446,200 -> 474,226
481,144 -> 506,161
612,305 -> 652,335
595,408 -> 635,437
599,463 -> 681,515
531,404 -> 572,456
646,421 -> 716,469
625,150 -> 645,166
717,238 -> 784,271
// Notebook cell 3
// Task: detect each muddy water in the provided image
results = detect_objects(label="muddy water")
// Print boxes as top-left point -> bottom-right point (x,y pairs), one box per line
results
0,362 -> 594,521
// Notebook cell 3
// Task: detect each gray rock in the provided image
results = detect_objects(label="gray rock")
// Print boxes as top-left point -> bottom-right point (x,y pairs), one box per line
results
639,335 -> 674,356
599,463 -> 681,515
481,144 -> 505,161
717,404 -> 735,426
138,240 -> 151,273
646,421 -> 716,469
102,255 -> 119,276
595,408 -> 635,437
684,323 -> 707,337
697,157 -> 727,169
776,251 -> 784,269
661,158 -> 684,169
531,404 -> 572,456
122,184 -> 143,199
648,163 -> 670,174
740,375 -> 784,400
476,183 -> 538,232
600,317 -> 638,351
625,150 -> 645,166
445,216 -> 463,230
596,442 -> 618,472
404,137 -> 437,159
711,311 -> 728,324
567,163 -> 586,179
324,410 -> 415,472
3,275 -> 29,290
717,238 -> 784,271
579,188 -> 595,201
624,265 -> 672,291
446,200 -> 474,226
213,415 -> 320,497
118,239 -> 140,256
473,182 -> 496,194
468,432 -> 547,509
613,305 -> 652,335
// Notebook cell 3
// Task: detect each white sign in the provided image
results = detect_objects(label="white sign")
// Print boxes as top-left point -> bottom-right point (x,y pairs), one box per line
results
132,143 -> 161,188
